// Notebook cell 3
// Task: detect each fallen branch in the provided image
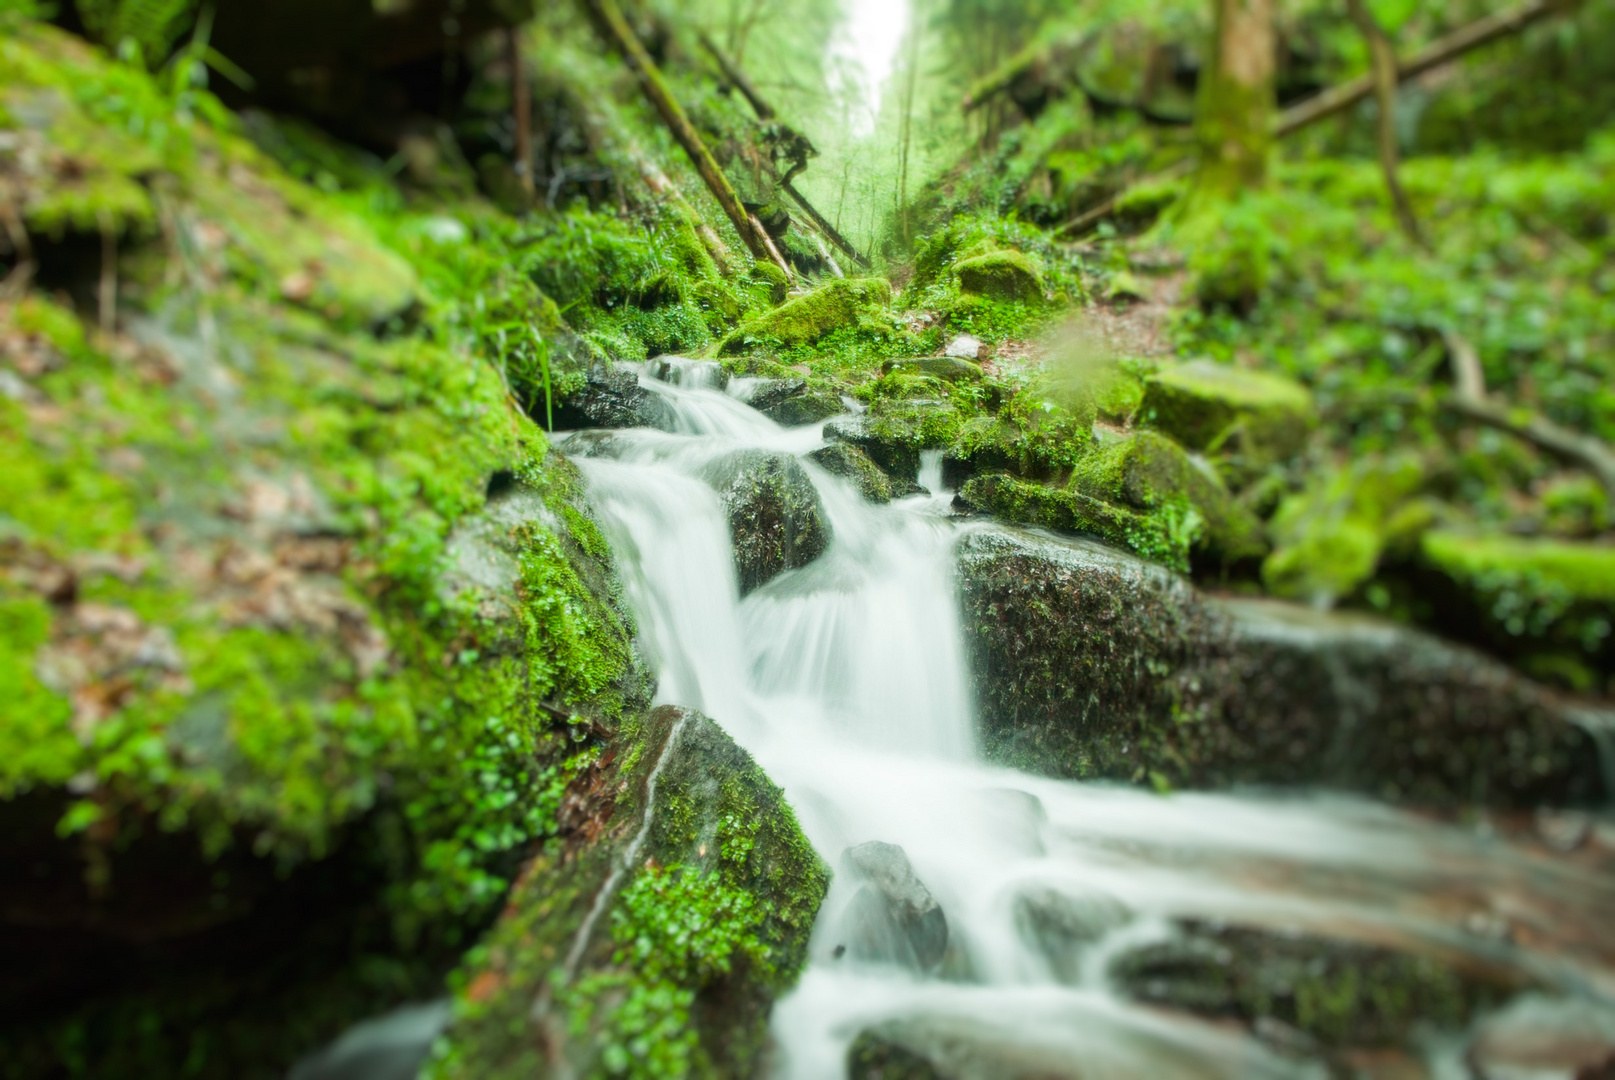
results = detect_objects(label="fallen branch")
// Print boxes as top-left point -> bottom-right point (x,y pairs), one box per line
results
1055,0 -> 1578,237
1443,331 -> 1615,499
782,180 -> 870,268
1275,0 -> 1578,137
697,30 -> 775,120
580,0 -> 791,278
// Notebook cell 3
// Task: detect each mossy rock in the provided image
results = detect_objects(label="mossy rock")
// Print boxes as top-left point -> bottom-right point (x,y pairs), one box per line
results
1068,431 -> 1267,566
807,443 -> 900,503
954,249 -> 1044,303
1139,360 -> 1315,473
1112,920 -> 1517,1052
718,277 -> 892,354
434,706 -> 830,1080
958,473 -> 1200,572
956,526 -> 1607,807
742,377 -> 844,426
1416,531 -> 1615,688
701,450 -> 832,594
881,356 -> 984,383
1261,453 -> 1431,606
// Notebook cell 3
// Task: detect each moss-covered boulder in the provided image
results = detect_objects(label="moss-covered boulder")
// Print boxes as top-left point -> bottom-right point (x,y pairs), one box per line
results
808,443 -> 902,503
1139,360 -> 1315,476
881,357 -> 985,383
718,278 -> 892,354
956,526 -> 1607,808
702,450 -> 832,594
1069,431 -> 1268,566
954,249 -> 1044,303
958,473 -> 1203,572
741,377 -> 845,426
551,363 -> 678,432
432,706 -> 830,1080
1415,531 -> 1615,692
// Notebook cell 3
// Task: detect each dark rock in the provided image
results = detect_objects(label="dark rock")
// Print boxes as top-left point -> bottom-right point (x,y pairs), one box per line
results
1110,920 -> 1520,1052
702,450 -> 832,593
956,525 -> 1608,808
651,355 -> 729,390
825,416 -> 922,483
837,841 -> 948,971
844,1017 -> 1089,1080
880,357 -> 984,383
440,706 -> 831,1079
551,363 -> 676,432
1013,886 -> 1130,983
808,443 -> 897,503
288,1001 -> 450,1080
743,377 -> 844,426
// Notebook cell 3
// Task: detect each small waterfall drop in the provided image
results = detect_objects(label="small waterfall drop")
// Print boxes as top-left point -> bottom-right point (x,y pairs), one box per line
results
559,361 -> 1615,1078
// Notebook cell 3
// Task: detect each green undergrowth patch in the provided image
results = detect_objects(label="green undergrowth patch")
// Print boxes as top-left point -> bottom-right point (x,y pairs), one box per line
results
0,21 -> 651,1077
904,215 -> 1089,343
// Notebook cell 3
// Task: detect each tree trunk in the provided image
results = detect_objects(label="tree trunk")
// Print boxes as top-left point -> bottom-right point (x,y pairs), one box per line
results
510,27 -> 534,200
896,19 -> 921,247
580,0 -> 791,278
1347,0 -> 1425,247
1195,0 -> 1275,196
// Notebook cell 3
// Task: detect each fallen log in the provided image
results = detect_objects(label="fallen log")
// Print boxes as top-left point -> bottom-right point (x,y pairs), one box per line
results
1443,331 -> 1615,500
579,0 -> 791,278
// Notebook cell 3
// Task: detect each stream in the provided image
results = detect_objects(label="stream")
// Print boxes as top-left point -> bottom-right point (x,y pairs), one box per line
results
559,360 -> 1615,1079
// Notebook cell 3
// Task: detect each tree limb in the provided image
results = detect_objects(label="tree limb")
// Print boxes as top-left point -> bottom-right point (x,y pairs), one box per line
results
1443,331 -> 1615,499
1275,0 -> 1578,137
580,0 -> 791,278
1347,0 -> 1426,248
697,30 -> 775,120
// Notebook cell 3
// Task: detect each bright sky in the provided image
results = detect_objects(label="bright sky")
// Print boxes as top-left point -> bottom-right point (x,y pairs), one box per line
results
827,0 -> 911,136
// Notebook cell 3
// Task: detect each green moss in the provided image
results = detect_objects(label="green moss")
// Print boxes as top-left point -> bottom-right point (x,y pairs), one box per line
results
960,473 -> 1201,572
954,248 -> 1044,303
1140,359 -> 1314,472
718,277 -> 893,354
1069,431 -> 1267,565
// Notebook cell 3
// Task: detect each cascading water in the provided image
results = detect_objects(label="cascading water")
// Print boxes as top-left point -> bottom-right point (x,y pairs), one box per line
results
559,360 -> 1615,1078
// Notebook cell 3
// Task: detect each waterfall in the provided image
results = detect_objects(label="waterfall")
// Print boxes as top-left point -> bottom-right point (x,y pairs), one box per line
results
559,362 -> 1615,1078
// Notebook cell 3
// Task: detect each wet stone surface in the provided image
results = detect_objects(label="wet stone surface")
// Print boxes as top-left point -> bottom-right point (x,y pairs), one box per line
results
702,449 -> 832,594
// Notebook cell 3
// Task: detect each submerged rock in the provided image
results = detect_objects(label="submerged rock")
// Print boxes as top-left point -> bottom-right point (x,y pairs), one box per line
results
551,363 -> 676,431
742,376 -> 844,426
1139,360 -> 1315,480
956,525 -> 1608,808
702,449 -> 832,593
836,841 -> 949,971
439,706 -> 830,1079
1111,920 -> 1519,1053
1014,886 -> 1131,983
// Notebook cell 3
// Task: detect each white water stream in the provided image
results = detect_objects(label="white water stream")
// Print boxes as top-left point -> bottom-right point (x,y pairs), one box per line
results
559,360 -> 1615,1079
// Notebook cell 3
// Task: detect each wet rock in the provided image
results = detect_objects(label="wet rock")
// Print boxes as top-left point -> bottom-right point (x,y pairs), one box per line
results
1110,921 -> 1519,1053
955,525 -> 1608,808
808,442 -> 898,503
651,355 -> 729,390
1013,885 -> 1130,982
845,1017 -> 1090,1080
742,377 -> 845,425
1067,429 -> 1268,567
881,357 -> 984,383
702,449 -> 832,593
837,841 -> 949,971
955,249 -> 1044,303
825,416 -> 923,483
944,334 -> 987,360
1139,359 -> 1315,476
1467,993 -> 1615,1080
551,363 -> 676,431
440,706 -> 831,1079
288,1000 -> 450,1080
